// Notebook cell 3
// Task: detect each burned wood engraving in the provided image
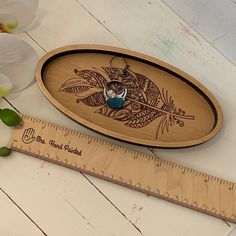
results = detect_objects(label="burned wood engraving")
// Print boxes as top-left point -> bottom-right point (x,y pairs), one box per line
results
59,67 -> 195,138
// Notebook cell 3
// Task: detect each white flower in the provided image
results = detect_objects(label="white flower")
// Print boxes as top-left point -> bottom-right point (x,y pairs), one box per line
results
0,74 -> 13,96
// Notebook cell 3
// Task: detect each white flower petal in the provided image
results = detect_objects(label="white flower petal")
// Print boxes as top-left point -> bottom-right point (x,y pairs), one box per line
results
0,74 -> 13,96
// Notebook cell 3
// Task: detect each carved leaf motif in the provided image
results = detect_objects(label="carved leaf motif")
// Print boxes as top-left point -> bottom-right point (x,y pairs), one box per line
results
95,105 -> 109,116
102,67 -> 127,81
160,88 -> 186,116
80,91 -> 106,107
115,110 -> 136,122
59,66 -> 195,139
74,69 -> 107,88
76,87 -> 103,99
102,67 -> 141,95
59,77 -> 92,93
110,108 -> 133,121
134,73 -> 161,107
102,67 -> 161,106
125,108 -> 164,128
96,105 -> 134,120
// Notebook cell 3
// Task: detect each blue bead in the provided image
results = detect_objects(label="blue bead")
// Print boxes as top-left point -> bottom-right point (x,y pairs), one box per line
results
107,97 -> 124,109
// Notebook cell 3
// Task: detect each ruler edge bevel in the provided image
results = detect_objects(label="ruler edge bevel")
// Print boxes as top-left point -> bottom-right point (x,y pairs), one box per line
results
9,145 -> 236,224
9,114 -> 236,224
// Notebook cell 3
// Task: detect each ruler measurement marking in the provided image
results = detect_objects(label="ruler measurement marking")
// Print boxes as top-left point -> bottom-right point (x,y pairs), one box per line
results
9,115 -> 236,223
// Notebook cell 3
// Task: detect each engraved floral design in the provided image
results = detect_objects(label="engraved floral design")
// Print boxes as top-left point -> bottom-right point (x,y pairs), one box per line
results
59,66 -> 195,138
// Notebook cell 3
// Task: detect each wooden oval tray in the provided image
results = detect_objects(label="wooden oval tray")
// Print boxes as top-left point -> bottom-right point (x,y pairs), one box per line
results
36,45 -> 222,148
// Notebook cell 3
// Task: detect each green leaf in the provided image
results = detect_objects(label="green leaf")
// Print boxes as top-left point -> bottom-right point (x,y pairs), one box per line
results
0,108 -> 21,127
0,147 -> 11,157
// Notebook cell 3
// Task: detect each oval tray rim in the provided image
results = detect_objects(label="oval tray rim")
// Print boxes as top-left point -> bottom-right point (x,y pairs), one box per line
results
36,44 -> 223,148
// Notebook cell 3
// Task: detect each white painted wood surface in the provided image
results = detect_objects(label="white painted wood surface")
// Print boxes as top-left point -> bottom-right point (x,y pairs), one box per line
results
0,0 -> 236,235
0,190 -> 44,236
163,0 -> 236,65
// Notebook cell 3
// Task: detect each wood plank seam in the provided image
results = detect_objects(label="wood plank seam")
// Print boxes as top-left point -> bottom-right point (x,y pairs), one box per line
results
75,0 -> 127,48
82,174 -> 144,235
0,187 -> 47,236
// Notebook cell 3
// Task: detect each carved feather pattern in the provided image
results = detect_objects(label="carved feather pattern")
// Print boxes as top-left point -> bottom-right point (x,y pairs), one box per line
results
59,77 -> 92,93
74,69 -> 107,88
59,65 -> 195,138
80,92 -> 105,107
125,108 -> 164,128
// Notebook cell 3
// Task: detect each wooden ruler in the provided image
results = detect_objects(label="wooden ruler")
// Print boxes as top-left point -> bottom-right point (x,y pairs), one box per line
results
9,115 -> 236,223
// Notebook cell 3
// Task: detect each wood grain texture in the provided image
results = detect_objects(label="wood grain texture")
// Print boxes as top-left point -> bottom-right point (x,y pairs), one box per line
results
36,45 -> 222,148
1,0 -> 236,235
9,114 -> 236,223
